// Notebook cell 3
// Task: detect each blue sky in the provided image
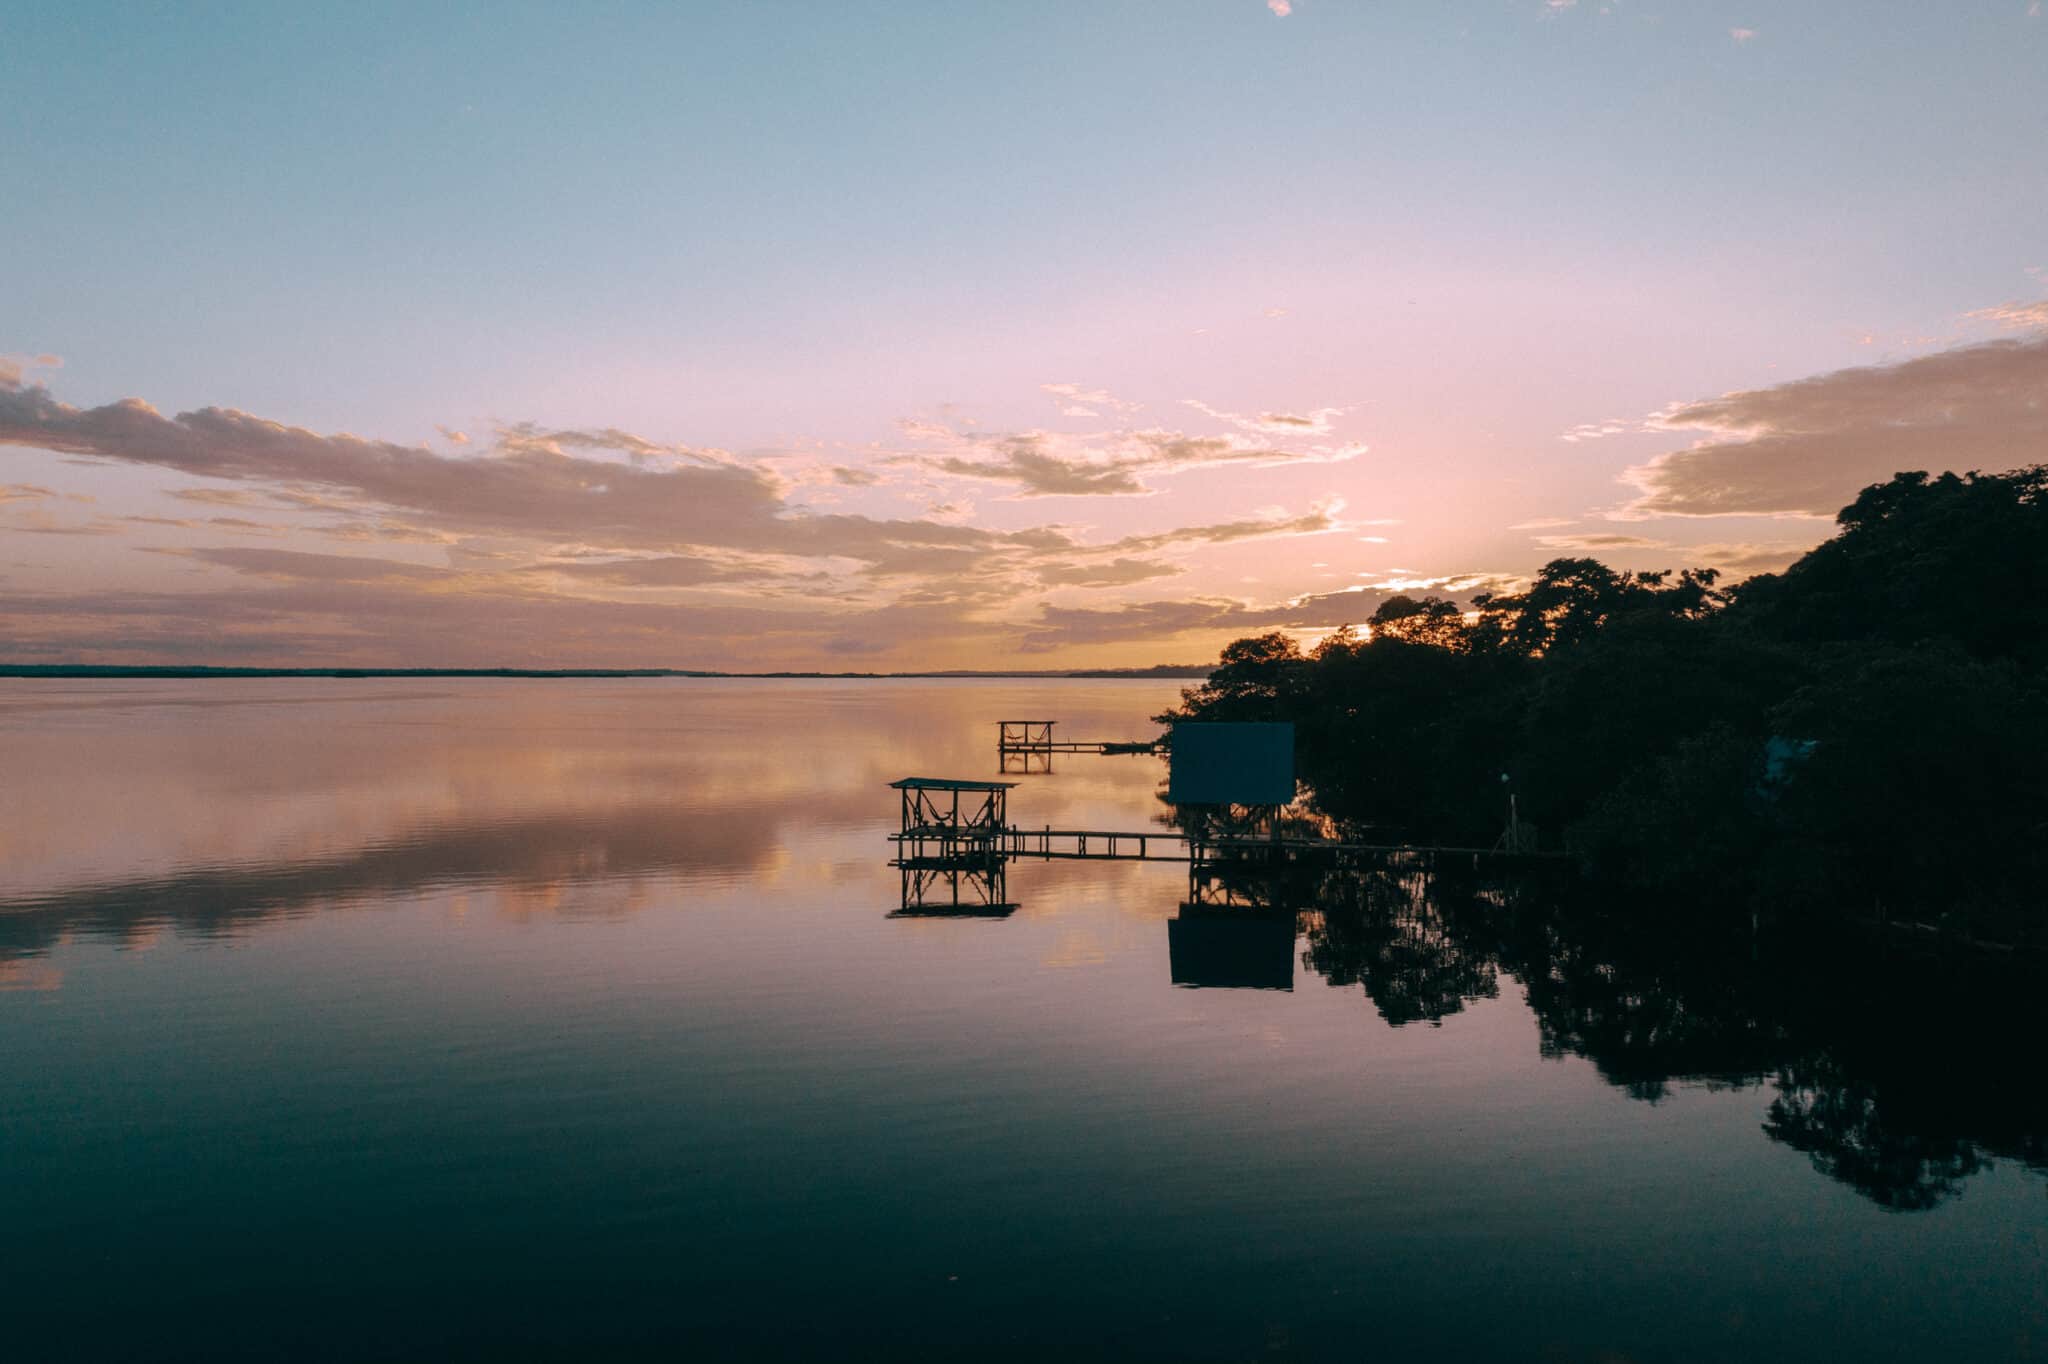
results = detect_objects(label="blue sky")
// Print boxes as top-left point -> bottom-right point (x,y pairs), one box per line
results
3,1 -> 2045,665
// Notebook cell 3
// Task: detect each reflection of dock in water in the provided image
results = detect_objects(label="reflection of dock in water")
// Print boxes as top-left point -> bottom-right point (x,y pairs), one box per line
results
887,776 -> 1307,985
887,778 -> 1017,916
1171,855 -> 1308,989
892,860 -> 1016,918
890,718 -> 1559,924
886,774 -> 1558,923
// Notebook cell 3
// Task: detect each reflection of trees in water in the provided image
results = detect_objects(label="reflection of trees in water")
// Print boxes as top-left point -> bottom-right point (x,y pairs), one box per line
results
1300,864 -> 1500,1027
1292,859 -> 2048,1210
1764,1057 -> 1988,1212
1508,910 -> 1794,1103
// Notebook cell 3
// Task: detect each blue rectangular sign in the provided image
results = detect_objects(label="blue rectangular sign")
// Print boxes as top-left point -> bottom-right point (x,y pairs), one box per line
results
1166,722 -> 1296,806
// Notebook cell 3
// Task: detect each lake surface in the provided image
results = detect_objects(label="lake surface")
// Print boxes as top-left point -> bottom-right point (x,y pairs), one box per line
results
3,679 -> 2043,1361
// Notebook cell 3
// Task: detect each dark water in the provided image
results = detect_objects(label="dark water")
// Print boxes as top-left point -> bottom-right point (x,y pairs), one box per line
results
2,679 -> 2042,1361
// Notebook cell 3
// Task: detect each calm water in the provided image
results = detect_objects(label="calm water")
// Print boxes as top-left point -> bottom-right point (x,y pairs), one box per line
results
2,679 -> 2043,1361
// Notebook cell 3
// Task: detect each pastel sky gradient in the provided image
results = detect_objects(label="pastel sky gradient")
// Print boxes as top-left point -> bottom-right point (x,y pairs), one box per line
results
4,1 -> 2045,668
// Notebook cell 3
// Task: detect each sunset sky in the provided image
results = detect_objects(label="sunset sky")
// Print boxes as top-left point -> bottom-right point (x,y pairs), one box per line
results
4,1 -> 2045,669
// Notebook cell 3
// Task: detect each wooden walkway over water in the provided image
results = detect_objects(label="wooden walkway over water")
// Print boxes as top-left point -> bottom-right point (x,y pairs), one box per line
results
997,720 -> 1157,771
1001,829 -> 1557,866
888,779 -> 1562,872
886,772 -> 1562,915
897,825 -> 1560,868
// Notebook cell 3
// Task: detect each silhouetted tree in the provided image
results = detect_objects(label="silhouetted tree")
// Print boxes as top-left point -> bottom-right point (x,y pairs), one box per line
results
1765,647 -> 2048,935
1170,464 -> 2048,944
1367,594 -> 1468,650
1517,613 -> 1808,835
1472,559 -> 1722,656
1155,631 -> 1306,729
1731,467 -> 2048,668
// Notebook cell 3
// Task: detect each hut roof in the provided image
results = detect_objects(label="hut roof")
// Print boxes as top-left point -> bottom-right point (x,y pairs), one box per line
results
889,777 -> 1017,791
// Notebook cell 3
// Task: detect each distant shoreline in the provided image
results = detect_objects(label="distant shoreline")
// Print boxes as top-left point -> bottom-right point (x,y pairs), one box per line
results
0,665 -> 1213,681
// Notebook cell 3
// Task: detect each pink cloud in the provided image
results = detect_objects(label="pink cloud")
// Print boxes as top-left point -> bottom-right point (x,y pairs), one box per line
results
1966,299 -> 2048,330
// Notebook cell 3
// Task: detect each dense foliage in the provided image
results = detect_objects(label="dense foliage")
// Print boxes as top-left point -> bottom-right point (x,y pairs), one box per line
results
1160,467 -> 2048,942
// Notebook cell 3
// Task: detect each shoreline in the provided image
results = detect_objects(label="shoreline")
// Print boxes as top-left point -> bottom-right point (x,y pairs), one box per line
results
0,665 -> 1212,681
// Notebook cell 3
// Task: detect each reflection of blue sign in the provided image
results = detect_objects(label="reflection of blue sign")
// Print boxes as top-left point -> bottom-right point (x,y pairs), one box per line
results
1169,914 -> 1295,989
1167,722 -> 1296,806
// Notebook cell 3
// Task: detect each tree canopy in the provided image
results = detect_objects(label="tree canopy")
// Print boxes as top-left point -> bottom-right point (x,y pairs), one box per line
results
1159,465 -> 2048,944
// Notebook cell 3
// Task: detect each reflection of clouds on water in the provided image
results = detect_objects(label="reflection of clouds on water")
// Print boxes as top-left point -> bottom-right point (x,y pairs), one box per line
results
0,780 -> 939,966
3,676 -> 2042,1224
0,678 -> 1183,967
1042,928 -> 1112,970
0,957 -> 64,992
1013,859 -> 1178,924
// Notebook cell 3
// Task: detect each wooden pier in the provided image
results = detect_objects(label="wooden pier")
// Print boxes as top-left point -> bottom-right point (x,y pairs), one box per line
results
996,827 -> 1192,860
998,828 -> 1561,870
997,720 -> 1157,773
886,771 -> 1566,931
890,776 -> 1013,867
890,778 -> 1563,873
